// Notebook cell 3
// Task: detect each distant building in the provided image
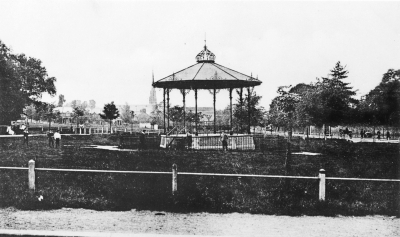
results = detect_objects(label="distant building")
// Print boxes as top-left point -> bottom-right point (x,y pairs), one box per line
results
56,75 -> 159,126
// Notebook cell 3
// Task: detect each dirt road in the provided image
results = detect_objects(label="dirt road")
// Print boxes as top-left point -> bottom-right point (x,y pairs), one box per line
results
0,208 -> 398,236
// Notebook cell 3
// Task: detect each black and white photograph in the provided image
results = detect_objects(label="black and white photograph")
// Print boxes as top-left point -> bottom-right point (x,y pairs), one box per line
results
0,0 -> 399,236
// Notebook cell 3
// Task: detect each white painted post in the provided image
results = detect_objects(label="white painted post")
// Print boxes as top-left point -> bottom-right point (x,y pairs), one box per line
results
28,160 -> 35,191
172,164 -> 178,194
102,127 -> 104,134
89,127 -> 91,134
319,169 -> 326,201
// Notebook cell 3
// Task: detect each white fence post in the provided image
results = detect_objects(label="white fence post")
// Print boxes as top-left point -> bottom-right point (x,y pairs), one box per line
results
172,164 -> 178,195
319,169 -> 326,201
28,160 -> 35,191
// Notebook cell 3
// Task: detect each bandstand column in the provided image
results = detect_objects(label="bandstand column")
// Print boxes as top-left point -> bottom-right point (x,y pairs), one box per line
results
239,87 -> 243,132
213,88 -> 216,134
182,90 -> 186,131
195,89 -> 198,134
163,88 -> 166,134
247,87 -> 251,134
229,88 -> 233,132
167,89 -> 170,133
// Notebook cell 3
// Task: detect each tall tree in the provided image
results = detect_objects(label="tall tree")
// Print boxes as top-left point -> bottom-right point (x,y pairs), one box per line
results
268,86 -> 300,174
358,69 -> 400,127
72,106 -> 85,134
233,90 -> 265,133
120,103 -> 135,124
42,103 -> 61,131
0,40 -> 56,124
314,62 -> 357,127
58,94 -> 66,107
99,102 -> 120,133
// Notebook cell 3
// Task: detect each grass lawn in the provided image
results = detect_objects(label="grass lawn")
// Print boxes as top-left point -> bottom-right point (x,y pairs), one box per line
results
0,134 -> 398,216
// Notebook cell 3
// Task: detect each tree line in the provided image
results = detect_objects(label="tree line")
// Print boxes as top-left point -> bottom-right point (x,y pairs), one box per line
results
0,40 -> 56,124
268,62 -> 400,135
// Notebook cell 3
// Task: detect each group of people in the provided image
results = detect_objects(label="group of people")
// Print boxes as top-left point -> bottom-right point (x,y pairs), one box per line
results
47,130 -> 62,148
360,129 -> 390,140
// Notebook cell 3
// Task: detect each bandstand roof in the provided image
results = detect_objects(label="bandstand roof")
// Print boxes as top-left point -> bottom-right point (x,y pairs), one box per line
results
152,45 -> 262,90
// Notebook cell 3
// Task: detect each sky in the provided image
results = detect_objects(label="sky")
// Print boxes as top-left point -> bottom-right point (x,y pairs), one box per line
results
1,0 -> 400,110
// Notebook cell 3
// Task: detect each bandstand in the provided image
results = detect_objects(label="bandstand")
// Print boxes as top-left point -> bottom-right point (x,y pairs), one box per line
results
153,44 -> 262,150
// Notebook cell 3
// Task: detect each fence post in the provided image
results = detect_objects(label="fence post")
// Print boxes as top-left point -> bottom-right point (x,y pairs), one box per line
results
319,169 -> 326,201
28,160 -> 35,191
172,164 -> 178,195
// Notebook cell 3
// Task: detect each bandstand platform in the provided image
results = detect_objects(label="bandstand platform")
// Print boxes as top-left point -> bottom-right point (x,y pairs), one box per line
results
160,134 -> 256,150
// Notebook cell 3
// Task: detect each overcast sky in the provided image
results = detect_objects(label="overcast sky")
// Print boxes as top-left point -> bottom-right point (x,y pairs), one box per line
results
1,0 -> 399,110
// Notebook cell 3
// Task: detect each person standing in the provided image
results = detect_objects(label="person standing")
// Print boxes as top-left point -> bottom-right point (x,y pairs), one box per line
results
360,129 -> 364,139
386,131 -> 391,140
221,132 -> 228,151
54,130 -> 61,148
139,130 -> 146,150
47,131 -> 54,148
23,128 -> 29,147
377,130 -> 381,140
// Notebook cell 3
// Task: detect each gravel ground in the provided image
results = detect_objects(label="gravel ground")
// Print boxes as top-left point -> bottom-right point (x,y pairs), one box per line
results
0,208 -> 399,236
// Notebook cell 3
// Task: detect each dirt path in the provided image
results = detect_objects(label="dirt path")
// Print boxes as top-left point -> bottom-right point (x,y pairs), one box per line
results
0,208 -> 398,236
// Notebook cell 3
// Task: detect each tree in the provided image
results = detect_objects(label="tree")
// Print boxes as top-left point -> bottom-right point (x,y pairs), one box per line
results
99,102 -> 120,133
58,94 -> 66,107
233,90 -> 266,133
72,106 -> 85,134
120,103 -> 135,124
23,104 -> 36,123
358,69 -> 400,127
150,106 -> 162,126
89,100 -> 96,109
0,40 -> 56,124
217,106 -> 230,127
289,83 -> 319,136
42,103 -> 61,131
0,41 -> 56,124
314,62 -> 357,127
276,62 -> 357,139
169,106 -> 185,125
268,86 -> 300,174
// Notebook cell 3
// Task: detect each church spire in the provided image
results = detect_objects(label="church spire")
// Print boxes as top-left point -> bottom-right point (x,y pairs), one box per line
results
149,72 -> 157,109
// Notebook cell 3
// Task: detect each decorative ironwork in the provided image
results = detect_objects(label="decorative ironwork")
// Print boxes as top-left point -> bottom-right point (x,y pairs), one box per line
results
196,45 -> 215,63
207,71 -> 223,81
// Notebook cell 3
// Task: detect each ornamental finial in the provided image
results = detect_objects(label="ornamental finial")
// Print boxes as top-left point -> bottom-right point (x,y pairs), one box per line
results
196,43 -> 215,63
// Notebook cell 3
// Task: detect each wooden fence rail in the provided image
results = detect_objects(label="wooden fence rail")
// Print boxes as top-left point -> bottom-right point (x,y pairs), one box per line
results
1,160 -> 400,202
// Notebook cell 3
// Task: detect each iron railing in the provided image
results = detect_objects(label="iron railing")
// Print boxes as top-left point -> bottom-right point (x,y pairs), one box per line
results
120,134 -> 301,151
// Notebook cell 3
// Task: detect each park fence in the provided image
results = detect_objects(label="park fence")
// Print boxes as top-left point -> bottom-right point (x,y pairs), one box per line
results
1,160 -> 399,203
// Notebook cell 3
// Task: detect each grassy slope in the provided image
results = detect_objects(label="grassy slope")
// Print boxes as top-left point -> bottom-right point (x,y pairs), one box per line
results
0,135 -> 398,216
